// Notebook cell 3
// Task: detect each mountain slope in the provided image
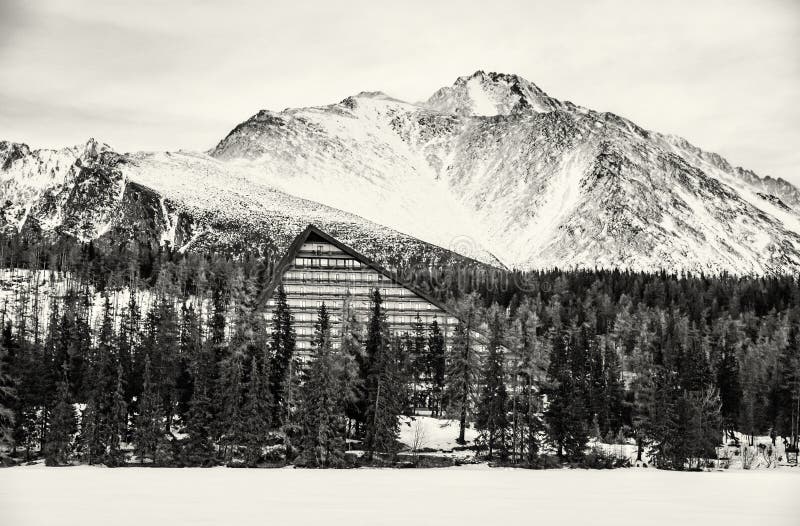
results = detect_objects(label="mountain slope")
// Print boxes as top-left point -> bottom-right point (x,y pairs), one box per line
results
0,140 -> 500,268
2,70 -> 798,274
210,70 -> 800,274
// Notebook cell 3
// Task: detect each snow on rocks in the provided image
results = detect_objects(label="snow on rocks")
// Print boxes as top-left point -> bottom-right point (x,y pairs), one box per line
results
4,71 -> 800,274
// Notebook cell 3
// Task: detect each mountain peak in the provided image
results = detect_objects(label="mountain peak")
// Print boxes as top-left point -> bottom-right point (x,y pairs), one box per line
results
424,71 -> 561,116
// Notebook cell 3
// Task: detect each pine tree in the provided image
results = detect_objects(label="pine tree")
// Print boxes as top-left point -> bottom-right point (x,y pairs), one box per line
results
0,340 -> 17,458
79,296 -> 118,464
298,304 -> 346,467
135,356 -> 163,464
716,346 -> 741,440
544,327 -> 589,460
444,294 -> 482,444
364,290 -> 401,460
55,288 -> 92,401
269,286 -> 296,427
428,320 -> 446,417
107,361 -> 128,466
642,365 -> 680,468
601,338 -> 625,437
181,341 -> 217,466
682,388 -> 722,469
475,308 -> 509,459
507,300 -> 548,463
408,315 -> 427,414
118,291 -> 140,428
338,294 -> 365,438
7,312 -> 40,460
219,350 -> 245,462
240,354 -> 271,465
153,297 -> 180,433
44,364 -> 76,466
174,303 -> 199,423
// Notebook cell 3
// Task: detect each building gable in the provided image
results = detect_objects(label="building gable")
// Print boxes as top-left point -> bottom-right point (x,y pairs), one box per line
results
259,225 -> 463,353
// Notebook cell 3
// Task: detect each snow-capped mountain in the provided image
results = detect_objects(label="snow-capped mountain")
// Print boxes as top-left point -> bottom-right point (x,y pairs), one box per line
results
0,139 -> 494,268
2,70 -> 799,274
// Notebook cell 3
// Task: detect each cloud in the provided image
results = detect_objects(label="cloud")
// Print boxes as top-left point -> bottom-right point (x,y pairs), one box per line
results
0,0 -> 797,183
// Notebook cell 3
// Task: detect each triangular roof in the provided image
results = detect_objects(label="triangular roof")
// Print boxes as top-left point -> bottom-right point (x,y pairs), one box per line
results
257,224 -> 461,319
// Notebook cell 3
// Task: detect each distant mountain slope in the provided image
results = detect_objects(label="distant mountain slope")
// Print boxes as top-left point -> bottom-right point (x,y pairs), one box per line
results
2,70 -> 799,274
211,71 -> 800,274
0,140 -> 501,268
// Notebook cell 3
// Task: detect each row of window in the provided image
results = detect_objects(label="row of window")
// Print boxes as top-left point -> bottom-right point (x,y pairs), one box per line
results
293,311 -> 341,323
282,283 -> 416,298
286,298 -> 344,309
282,297 -> 441,313
292,325 -> 466,352
284,270 -> 390,284
293,257 -> 363,269
294,326 -> 342,337
297,340 -> 331,351
290,313 -> 453,329
386,314 -> 441,326
298,243 -> 343,255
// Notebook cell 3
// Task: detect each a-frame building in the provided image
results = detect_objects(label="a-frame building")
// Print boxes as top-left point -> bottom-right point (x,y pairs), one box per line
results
259,225 -> 465,357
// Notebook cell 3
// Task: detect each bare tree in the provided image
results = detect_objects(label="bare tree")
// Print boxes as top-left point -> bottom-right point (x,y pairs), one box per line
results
410,418 -> 427,462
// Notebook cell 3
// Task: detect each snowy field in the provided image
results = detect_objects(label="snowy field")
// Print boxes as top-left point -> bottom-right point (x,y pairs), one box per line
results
1,465 -> 797,526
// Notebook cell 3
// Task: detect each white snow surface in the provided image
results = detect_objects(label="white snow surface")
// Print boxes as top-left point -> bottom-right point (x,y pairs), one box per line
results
1,465 -> 797,526
398,416 -> 478,451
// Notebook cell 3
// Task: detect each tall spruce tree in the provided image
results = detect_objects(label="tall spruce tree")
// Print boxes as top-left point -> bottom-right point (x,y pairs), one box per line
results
44,364 -> 76,466
475,308 -> 509,459
80,296 -> 120,465
601,337 -> 625,438
716,347 -> 741,440
339,294 -> 365,438
544,327 -> 589,460
135,355 -> 163,464
269,286 -> 296,426
409,315 -> 427,414
364,290 -> 401,460
298,304 -> 346,467
444,294 -> 482,444
507,300 -> 548,463
428,320 -> 446,417
0,339 -> 16,458
219,350 -> 245,462
118,291 -> 140,427
182,340 -> 217,466
241,354 -> 271,465
107,361 -> 128,465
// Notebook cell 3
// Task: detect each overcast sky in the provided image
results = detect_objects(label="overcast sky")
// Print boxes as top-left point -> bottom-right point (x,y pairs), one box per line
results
0,0 -> 797,184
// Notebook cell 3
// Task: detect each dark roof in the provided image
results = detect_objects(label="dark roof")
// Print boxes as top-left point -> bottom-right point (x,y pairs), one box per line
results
256,224 -> 461,320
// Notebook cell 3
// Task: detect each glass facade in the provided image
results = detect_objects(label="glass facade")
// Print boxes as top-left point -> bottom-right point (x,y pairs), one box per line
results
266,237 -> 460,359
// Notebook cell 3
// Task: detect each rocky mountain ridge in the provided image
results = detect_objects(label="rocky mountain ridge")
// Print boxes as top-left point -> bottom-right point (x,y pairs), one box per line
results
2,70 -> 798,274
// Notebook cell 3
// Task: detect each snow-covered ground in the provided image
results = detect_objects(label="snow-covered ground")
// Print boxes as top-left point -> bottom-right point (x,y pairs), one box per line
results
398,415 -> 478,452
1,464 -> 797,526
2,418 -> 797,525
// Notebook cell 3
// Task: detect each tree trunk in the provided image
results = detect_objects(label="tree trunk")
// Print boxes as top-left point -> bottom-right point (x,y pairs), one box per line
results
458,406 -> 467,444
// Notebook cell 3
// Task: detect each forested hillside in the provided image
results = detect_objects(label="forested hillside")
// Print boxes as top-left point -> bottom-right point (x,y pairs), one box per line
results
0,232 -> 798,469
